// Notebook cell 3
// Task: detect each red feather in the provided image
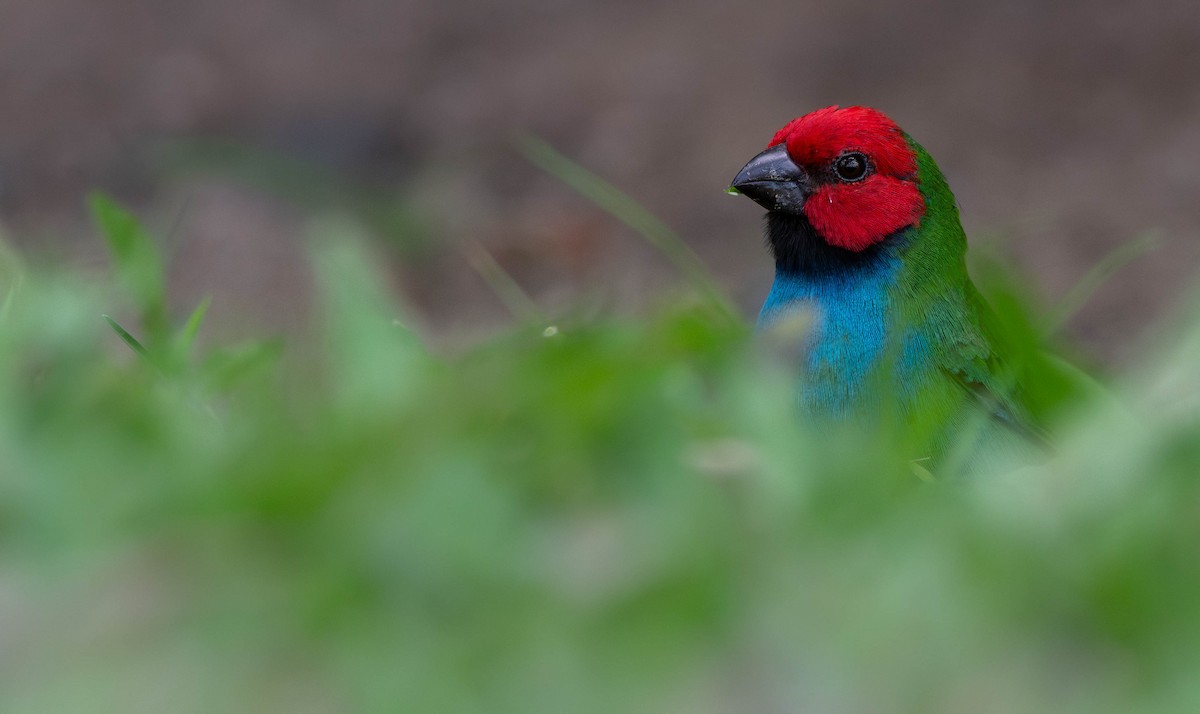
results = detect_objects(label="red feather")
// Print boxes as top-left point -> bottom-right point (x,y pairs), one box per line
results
768,106 -> 925,251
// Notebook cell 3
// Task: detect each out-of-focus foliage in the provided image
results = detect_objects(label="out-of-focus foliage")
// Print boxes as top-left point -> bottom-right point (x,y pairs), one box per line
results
0,200 -> 1197,714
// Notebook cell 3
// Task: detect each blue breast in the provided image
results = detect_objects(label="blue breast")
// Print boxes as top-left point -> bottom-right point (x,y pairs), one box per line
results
758,248 -> 927,417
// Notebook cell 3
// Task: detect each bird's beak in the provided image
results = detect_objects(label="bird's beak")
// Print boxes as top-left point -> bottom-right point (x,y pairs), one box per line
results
729,144 -> 810,213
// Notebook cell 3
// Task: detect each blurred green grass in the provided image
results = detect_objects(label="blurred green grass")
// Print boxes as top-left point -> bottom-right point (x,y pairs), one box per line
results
0,184 -> 1197,714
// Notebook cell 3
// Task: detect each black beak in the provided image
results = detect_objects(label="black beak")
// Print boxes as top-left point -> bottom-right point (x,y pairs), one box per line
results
730,144 -> 810,213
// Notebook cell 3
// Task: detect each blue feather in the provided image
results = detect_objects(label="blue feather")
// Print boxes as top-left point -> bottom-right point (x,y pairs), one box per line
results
759,243 -> 906,418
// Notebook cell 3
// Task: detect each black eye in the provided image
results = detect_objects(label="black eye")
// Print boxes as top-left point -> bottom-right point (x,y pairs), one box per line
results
834,152 -> 869,182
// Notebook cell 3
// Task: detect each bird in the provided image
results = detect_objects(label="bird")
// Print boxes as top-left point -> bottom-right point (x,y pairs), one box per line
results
729,105 -> 1063,469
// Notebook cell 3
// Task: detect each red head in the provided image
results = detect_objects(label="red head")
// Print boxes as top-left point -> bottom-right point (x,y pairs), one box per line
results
733,106 -> 926,252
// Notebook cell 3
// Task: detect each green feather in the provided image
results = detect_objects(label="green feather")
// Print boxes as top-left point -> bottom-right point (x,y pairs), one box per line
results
882,138 -> 1088,470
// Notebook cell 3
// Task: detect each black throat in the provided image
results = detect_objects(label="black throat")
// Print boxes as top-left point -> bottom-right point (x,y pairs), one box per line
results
766,212 -> 898,276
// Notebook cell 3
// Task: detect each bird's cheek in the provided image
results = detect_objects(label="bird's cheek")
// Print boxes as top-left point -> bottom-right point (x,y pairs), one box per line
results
805,179 -> 924,252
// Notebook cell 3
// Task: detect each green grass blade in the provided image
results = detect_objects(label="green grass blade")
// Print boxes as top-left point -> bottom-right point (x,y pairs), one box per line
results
102,314 -> 149,358
89,192 -> 168,339
178,295 -> 213,352
1044,231 -> 1158,334
461,240 -> 545,325
0,229 -> 24,322
203,338 -> 283,390
517,134 -> 735,321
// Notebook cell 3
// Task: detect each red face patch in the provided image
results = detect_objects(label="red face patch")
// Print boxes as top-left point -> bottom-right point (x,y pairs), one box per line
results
768,106 -> 925,252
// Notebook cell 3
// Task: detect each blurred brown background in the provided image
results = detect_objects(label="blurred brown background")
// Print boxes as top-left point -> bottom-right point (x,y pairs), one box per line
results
1,0 -> 1197,365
